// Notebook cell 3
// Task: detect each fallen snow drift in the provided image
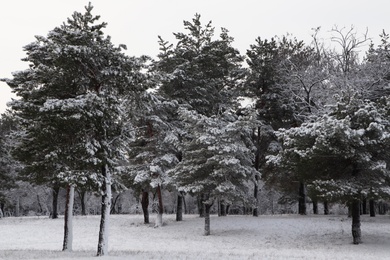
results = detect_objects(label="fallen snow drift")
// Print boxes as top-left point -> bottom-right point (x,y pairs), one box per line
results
1,214 -> 390,259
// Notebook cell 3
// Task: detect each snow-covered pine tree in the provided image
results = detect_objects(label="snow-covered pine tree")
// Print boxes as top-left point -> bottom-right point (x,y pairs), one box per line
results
154,14 -> 249,222
124,92 -> 182,227
2,3 -> 147,255
246,35 -> 333,214
170,108 -> 258,235
155,13 -> 245,117
266,94 -> 390,244
364,30 -> 390,100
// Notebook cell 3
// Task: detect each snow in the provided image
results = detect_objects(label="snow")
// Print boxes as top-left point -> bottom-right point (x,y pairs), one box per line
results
1,214 -> 390,259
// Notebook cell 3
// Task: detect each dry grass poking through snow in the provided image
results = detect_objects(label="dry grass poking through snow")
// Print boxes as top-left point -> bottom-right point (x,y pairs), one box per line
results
1,214 -> 390,259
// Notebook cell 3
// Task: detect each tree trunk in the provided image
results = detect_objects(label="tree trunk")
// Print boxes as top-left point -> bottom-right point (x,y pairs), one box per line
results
253,127 -> 261,217
324,201 -> 329,215
204,203 -> 212,236
97,164 -> 112,256
226,205 -> 230,215
141,190 -> 149,224
198,194 -> 205,217
0,204 -> 3,218
182,193 -> 187,214
351,199 -> 361,244
155,184 -> 163,227
176,192 -> 183,221
110,193 -> 121,214
369,199 -> 375,217
362,198 -> 367,215
52,185 -> 60,219
253,175 -> 259,217
217,199 -> 220,216
220,201 -> 226,217
378,201 -> 388,215
80,190 -> 87,216
298,182 -> 306,215
312,199 -> 318,215
62,185 -> 75,251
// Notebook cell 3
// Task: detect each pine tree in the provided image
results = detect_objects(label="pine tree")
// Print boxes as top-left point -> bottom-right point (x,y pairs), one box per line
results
266,94 -> 390,244
364,30 -> 390,100
170,108 -> 258,235
155,13 -> 245,117
154,13 -> 250,221
2,3 -> 147,255
124,92 -> 181,227
247,35 -> 332,214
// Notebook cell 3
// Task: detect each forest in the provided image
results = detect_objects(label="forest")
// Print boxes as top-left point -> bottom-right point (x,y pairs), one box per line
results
1,3 -> 390,257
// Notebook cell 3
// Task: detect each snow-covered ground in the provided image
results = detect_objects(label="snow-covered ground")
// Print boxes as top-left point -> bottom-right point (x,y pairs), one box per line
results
1,214 -> 390,259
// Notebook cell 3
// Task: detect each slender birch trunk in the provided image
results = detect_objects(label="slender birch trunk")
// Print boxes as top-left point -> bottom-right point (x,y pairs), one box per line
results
63,185 -> 75,251
97,164 -> 112,256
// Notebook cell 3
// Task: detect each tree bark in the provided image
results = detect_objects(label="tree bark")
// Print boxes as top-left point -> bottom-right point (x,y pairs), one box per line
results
220,202 -> 226,216
110,193 -> 121,214
63,185 -> 74,251
362,198 -> 367,215
176,192 -> 183,221
79,190 -> 87,216
324,201 -> 329,215
198,194 -> 205,217
378,201 -> 388,215
204,203 -> 212,236
226,205 -> 230,215
141,189 -> 149,224
97,164 -> 112,256
351,199 -> 361,244
218,199 -> 226,217
253,175 -> 259,217
298,182 -> 306,215
155,184 -> 163,227
253,126 -> 261,217
182,193 -> 187,214
369,199 -> 375,217
52,184 -> 60,219
312,199 -> 318,215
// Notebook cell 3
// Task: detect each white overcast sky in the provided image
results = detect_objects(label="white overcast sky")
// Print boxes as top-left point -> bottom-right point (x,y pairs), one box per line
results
1,0 -> 389,113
